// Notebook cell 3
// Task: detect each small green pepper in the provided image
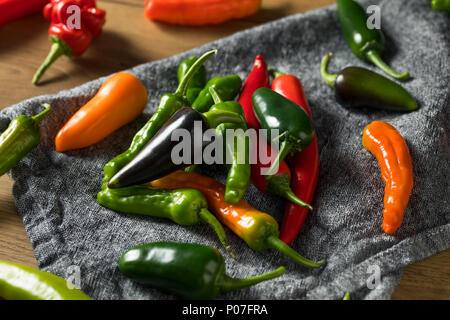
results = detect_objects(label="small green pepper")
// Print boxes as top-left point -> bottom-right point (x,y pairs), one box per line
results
0,260 -> 90,300
192,75 -> 242,113
432,0 -> 450,11
337,0 -> 409,80
118,242 -> 285,300
177,56 -> 207,104
252,88 -> 315,177
97,185 -> 234,257
0,104 -> 51,176
209,87 -> 251,204
101,49 -> 217,187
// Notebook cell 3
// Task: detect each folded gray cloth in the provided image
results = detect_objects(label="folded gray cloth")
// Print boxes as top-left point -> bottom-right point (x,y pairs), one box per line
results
1,0 -> 448,300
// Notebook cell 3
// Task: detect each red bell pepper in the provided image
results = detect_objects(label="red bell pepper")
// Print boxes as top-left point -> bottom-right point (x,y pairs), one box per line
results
238,56 -> 312,210
270,70 -> 319,244
0,0 -> 50,28
32,0 -> 106,85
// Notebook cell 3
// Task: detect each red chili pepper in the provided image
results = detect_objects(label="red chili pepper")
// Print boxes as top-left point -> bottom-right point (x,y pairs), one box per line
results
32,0 -> 106,84
238,56 -> 312,210
270,70 -> 319,244
0,0 -> 50,28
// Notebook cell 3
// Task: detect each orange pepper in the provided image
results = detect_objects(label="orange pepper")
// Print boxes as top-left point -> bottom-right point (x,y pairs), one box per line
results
150,170 -> 325,268
55,72 -> 147,152
362,121 -> 413,234
144,0 -> 262,26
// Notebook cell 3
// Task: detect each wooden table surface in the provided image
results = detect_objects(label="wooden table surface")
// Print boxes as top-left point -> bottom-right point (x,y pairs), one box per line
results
0,0 -> 448,300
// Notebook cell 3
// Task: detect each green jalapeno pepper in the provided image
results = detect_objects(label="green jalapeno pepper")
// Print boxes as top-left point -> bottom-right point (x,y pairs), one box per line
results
97,185 -> 234,257
432,0 -> 450,11
192,75 -> 242,113
209,87 -> 251,204
252,88 -> 315,178
337,0 -> 409,80
177,55 -> 207,104
0,260 -> 90,300
0,104 -> 51,176
118,242 -> 285,300
101,49 -> 217,187
321,53 -> 418,111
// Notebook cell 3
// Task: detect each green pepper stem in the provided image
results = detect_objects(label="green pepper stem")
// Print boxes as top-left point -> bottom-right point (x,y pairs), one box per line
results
266,236 -> 326,268
265,139 -> 292,177
209,87 -> 224,104
343,292 -> 351,300
220,266 -> 286,293
32,104 -> 52,125
365,50 -> 410,81
266,174 -> 312,210
198,208 -> 236,259
203,109 -> 244,129
320,52 -> 338,88
175,49 -> 218,97
184,164 -> 197,172
267,66 -> 285,79
32,42 -> 64,85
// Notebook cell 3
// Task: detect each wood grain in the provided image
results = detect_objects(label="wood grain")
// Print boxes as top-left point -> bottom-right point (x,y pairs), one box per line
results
0,0 -> 448,300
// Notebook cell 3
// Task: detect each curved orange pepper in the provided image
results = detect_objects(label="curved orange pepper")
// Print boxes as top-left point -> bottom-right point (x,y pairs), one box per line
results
144,0 -> 262,26
362,121 -> 413,234
55,72 -> 147,152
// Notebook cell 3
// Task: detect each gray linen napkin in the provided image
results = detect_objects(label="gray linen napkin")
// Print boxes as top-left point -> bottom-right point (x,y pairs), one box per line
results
1,0 -> 448,300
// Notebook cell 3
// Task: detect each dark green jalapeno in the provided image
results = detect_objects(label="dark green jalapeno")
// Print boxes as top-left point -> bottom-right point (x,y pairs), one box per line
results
177,55 -> 207,104
321,53 -> 418,112
118,242 -> 285,300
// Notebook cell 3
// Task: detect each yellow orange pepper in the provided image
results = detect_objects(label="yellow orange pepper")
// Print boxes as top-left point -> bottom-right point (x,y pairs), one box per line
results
144,0 -> 262,26
362,121 -> 413,234
150,170 -> 325,268
55,72 -> 147,152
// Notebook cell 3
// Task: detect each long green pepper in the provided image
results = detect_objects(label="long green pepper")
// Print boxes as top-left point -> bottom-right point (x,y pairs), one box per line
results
209,87 -> 251,204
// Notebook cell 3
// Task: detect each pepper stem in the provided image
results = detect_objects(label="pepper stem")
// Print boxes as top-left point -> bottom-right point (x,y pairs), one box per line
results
365,50 -> 410,81
175,49 -> 218,97
220,266 -> 285,293
202,109 -> 244,129
267,66 -> 284,79
32,36 -> 73,85
32,104 -> 52,125
209,87 -> 224,104
198,208 -> 236,259
343,292 -> 351,300
265,173 -> 312,210
266,236 -> 325,268
320,52 -> 338,88
264,139 -> 292,177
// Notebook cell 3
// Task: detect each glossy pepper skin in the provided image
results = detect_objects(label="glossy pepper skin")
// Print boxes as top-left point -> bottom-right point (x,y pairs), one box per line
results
269,70 -> 320,244
252,88 -> 315,178
97,185 -> 233,255
101,49 -> 217,188
32,0 -> 106,84
0,104 -> 51,176
321,53 -> 418,112
119,242 -> 284,300
55,72 -> 148,152
150,171 -> 326,268
144,0 -> 261,26
337,0 -> 409,80
209,87 -> 251,204
107,107 -> 244,189
0,0 -> 49,28
177,56 -> 207,104
0,260 -> 90,300
362,121 -> 413,234
432,0 -> 450,11
192,75 -> 242,113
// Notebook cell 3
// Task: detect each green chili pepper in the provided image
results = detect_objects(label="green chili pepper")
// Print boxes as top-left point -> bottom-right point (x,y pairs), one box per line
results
0,104 -> 51,176
321,53 -> 418,111
192,75 -> 242,113
97,185 -> 234,257
209,87 -> 250,204
101,49 -> 217,187
177,55 -> 207,104
252,88 -> 314,178
337,0 -> 409,80
432,0 -> 450,11
0,260 -> 90,300
118,242 -> 285,300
